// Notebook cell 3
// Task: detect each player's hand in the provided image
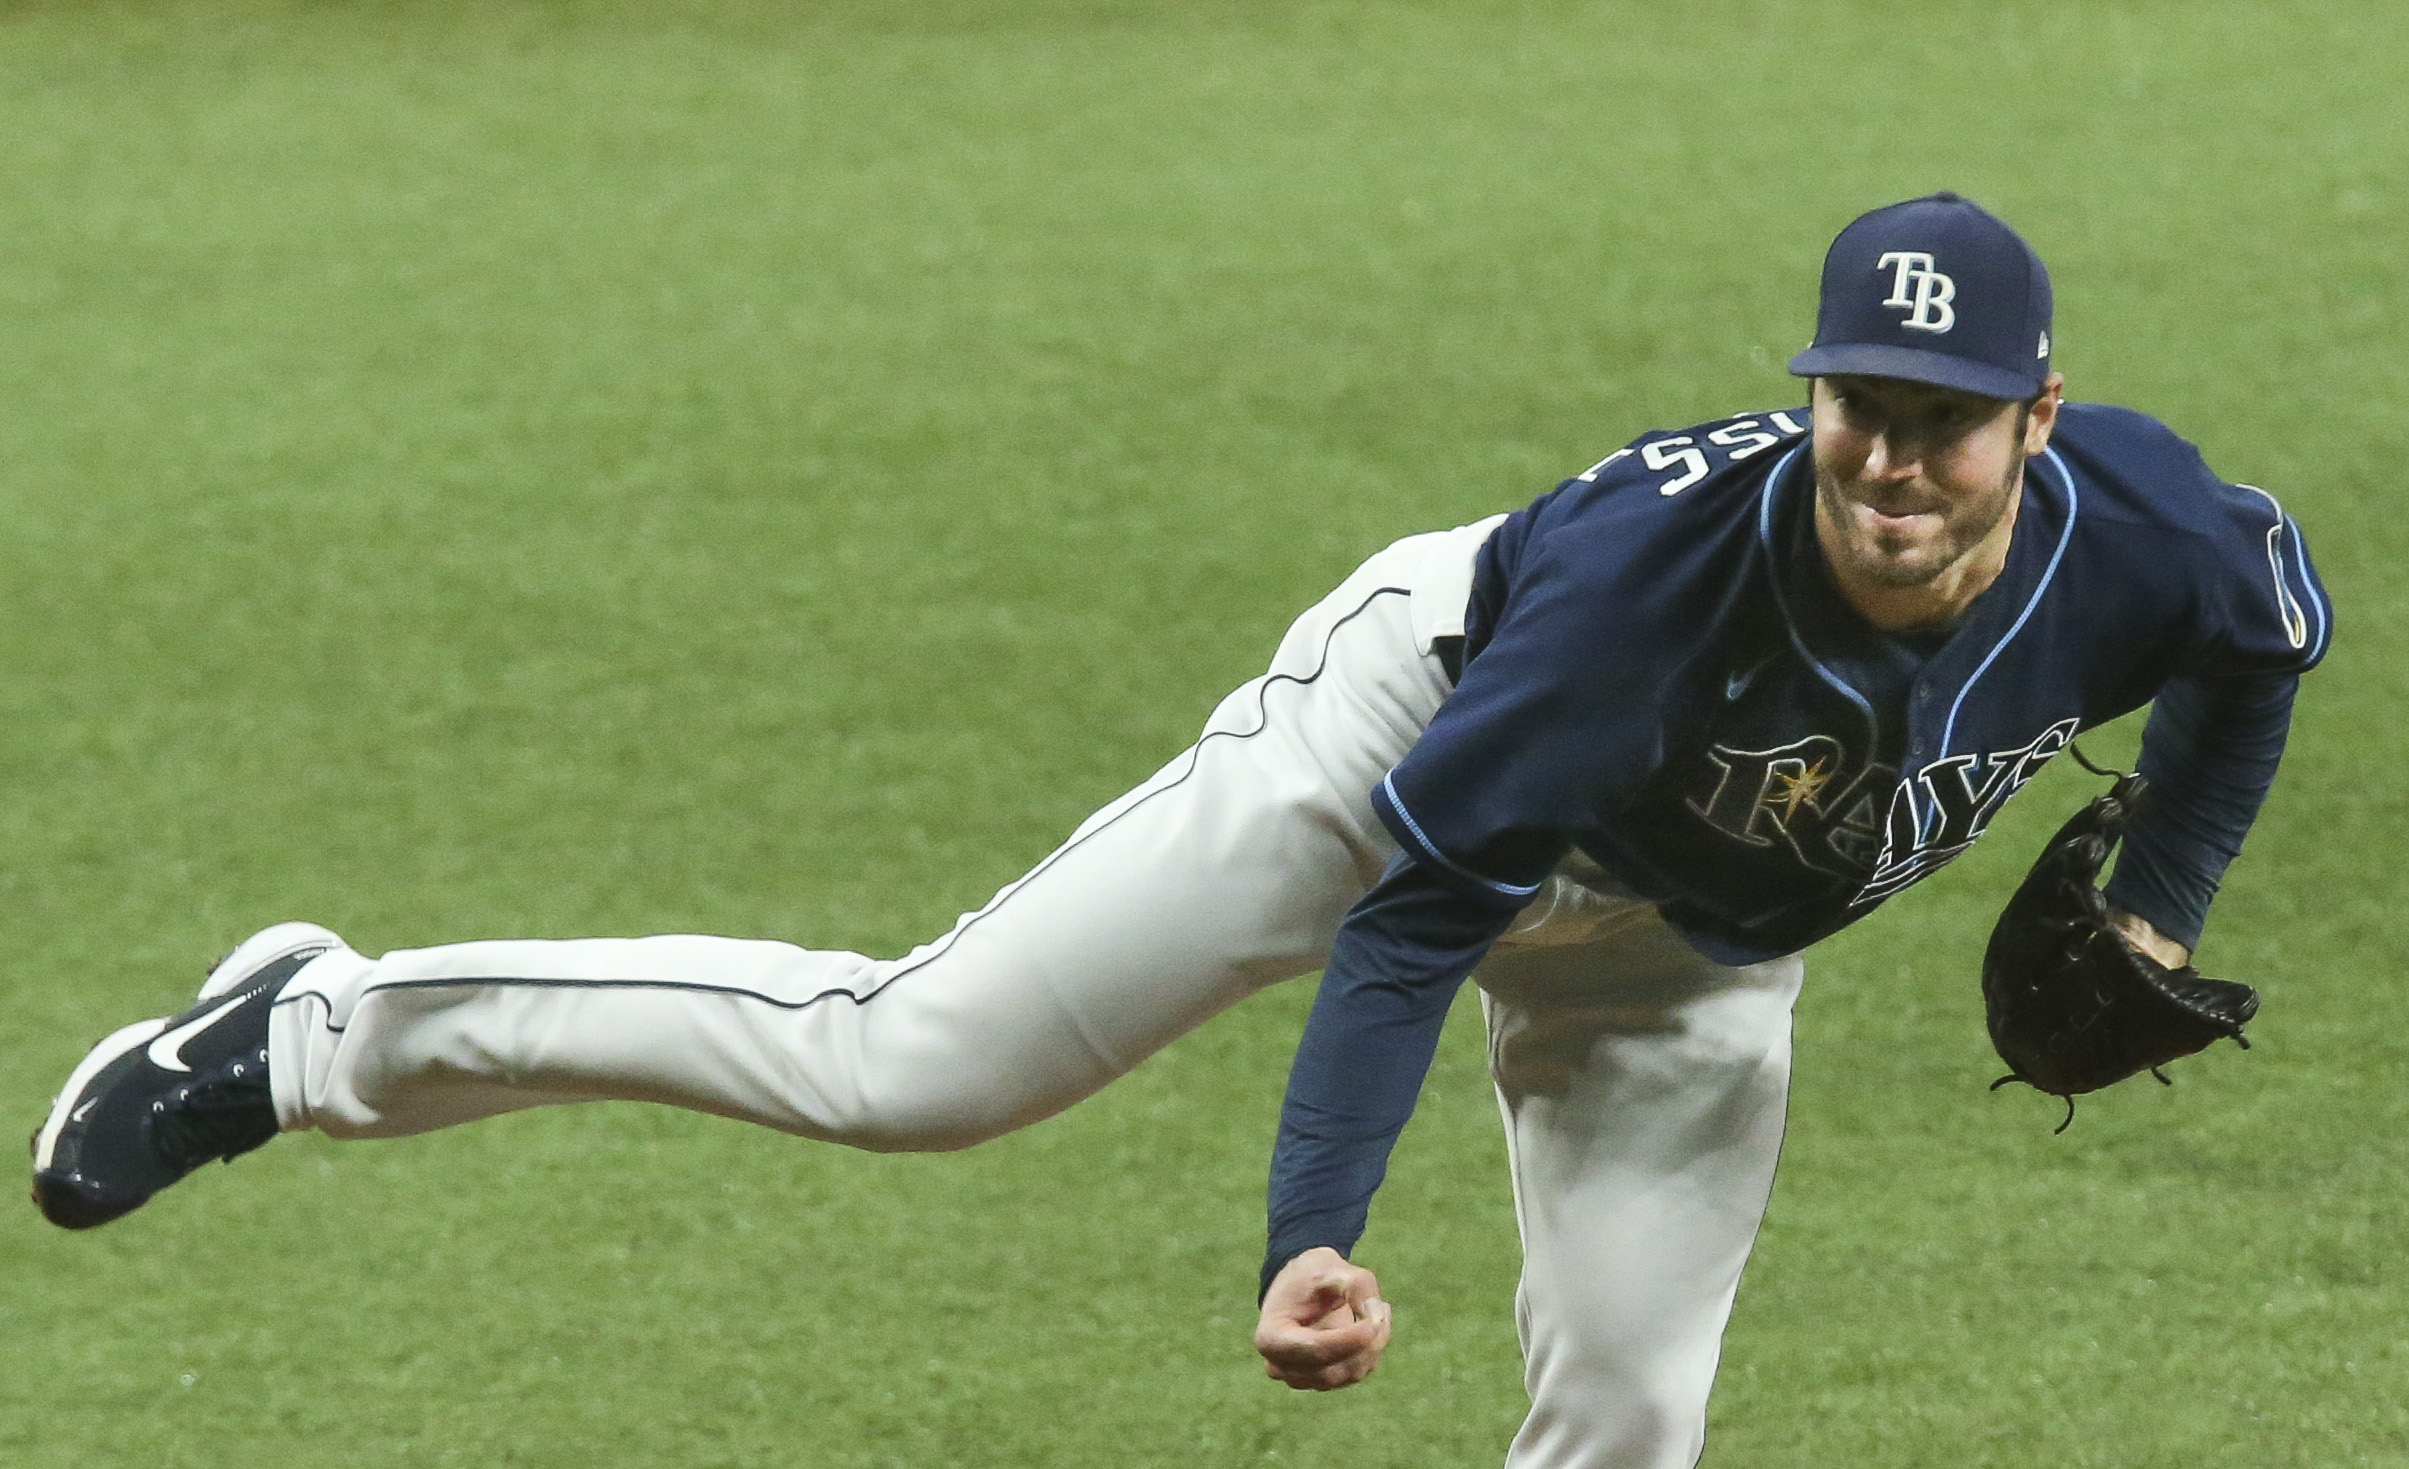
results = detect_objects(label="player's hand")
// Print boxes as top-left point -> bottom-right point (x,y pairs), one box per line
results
2108,905 -> 2192,968
1253,1246 -> 1392,1392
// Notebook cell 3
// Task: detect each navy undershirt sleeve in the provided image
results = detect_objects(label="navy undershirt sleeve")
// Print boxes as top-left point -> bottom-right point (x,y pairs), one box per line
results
1260,851 -> 1521,1298
2102,671 -> 2297,949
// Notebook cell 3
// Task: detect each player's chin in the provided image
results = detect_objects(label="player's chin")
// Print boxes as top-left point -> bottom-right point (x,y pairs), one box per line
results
1847,533 -> 1954,587
1865,556 -> 1947,588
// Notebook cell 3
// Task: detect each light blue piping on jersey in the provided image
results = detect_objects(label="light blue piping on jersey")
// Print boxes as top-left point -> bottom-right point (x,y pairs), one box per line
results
1937,445 -> 2080,756
1380,773 -> 1545,899
2237,484 -> 2332,667
1757,439 -> 2080,854
2289,517 -> 2332,665
1755,444 -> 1880,735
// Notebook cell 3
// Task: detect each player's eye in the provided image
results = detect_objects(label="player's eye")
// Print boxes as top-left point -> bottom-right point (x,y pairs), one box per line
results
1919,404 -> 1980,439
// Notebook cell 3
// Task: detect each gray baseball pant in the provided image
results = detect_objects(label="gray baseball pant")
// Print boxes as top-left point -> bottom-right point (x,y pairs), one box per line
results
268,518 -> 1802,1469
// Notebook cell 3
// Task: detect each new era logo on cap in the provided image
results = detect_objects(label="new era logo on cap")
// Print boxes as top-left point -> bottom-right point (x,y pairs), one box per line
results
1789,192 -> 2054,401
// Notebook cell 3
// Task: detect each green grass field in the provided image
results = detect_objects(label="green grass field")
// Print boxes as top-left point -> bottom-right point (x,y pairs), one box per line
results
0,1 -> 2403,1464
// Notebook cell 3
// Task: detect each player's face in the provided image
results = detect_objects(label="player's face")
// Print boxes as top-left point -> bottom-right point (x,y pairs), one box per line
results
1809,374 -> 2060,602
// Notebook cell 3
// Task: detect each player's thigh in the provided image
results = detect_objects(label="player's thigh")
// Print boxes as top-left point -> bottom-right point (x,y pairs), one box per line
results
1475,923 -> 1801,1318
839,534 -> 1468,1133
1475,929 -> 1802,1463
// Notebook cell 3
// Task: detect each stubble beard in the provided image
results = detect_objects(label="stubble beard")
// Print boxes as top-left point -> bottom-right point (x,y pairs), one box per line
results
1816,445 -> 2027,591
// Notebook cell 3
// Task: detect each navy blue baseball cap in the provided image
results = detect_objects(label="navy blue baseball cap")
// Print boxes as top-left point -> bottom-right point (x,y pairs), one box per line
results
1788,192 -> 2053,401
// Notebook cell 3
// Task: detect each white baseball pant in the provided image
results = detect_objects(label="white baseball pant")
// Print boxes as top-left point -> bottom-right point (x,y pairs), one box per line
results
267,518 -> 1802,1469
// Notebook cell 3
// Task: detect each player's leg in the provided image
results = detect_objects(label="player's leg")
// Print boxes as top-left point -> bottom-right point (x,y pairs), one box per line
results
33,518 -> 1504,1224
1474,907 -> 1803,1469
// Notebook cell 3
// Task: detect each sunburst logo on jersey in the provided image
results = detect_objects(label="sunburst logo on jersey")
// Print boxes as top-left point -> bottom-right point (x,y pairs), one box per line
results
1768,757 -> 1833,823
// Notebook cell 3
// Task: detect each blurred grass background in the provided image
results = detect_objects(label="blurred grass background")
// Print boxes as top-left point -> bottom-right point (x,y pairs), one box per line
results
0,1 -> 2402,1464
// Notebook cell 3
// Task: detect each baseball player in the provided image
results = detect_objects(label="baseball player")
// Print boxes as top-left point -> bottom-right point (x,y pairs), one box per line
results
33,194 -> 2328,1469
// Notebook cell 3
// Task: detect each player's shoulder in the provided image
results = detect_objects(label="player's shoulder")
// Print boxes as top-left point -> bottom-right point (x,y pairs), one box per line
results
2049,401 -> 2289,540
1504,405 -> 1809,550
1471,406 -> 1807,636
1564,405 -> 1814,504
1487,406 -> 1808,579
2049,401 -> 2332,670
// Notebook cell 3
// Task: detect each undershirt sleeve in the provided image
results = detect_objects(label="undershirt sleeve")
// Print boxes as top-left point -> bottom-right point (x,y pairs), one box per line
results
1260,851 -> 1521,1298
2102,671 -> 2297,950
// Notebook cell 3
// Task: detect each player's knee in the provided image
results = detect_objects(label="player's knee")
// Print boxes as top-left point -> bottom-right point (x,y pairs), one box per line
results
814,1088 -> 1036,1154
841,1117 -> 1008,1154
1518,1373 -> 1707,1468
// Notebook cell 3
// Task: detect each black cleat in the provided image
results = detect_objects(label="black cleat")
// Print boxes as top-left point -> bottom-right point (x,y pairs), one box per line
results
31,922 -> 341,1229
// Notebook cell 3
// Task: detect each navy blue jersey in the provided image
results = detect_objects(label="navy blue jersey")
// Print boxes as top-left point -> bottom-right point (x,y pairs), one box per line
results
1388,401 -> 2328,959
1262,401 -> 2330,1291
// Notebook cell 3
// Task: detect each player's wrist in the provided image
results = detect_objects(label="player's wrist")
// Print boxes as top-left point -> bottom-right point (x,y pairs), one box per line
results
1257,1242 -> 1343,1302
2107,906 -> 2192,968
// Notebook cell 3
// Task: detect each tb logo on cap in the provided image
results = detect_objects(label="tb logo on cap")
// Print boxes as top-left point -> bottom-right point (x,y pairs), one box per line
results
1877,251 -> 1956,333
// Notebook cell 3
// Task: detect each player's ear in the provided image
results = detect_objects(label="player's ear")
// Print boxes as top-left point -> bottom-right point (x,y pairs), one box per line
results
2022,373 -> 2065,455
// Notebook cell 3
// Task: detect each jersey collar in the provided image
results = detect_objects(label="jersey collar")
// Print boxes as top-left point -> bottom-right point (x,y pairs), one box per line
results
1756,443 -> 2081,759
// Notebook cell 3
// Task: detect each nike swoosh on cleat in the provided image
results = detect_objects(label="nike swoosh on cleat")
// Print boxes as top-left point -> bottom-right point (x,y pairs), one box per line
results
33,1016 -> 169,1173
70,1098 -> 98,1123
147,993 -> 253,1074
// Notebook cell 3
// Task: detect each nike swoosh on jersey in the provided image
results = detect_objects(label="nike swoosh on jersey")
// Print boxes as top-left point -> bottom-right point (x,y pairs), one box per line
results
1725,656 -> 1777,701
147,992 -> 254,1074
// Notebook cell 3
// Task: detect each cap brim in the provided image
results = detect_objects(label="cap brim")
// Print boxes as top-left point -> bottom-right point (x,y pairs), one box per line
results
1787,343 -> 2039,401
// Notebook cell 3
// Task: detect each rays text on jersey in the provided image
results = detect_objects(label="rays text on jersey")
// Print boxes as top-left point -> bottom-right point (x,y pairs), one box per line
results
1853,718 -> 2079,904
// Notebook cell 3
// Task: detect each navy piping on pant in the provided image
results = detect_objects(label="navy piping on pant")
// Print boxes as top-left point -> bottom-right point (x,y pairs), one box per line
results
277,584 -> 1421,1034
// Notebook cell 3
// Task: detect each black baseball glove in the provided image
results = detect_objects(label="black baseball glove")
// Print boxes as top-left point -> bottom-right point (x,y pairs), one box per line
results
1983,771 -> 2259,1130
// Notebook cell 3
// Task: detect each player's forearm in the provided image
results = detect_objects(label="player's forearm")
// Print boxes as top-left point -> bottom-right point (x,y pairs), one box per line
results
2102,672 -> 2296,949
1260,855 -> 1515,1297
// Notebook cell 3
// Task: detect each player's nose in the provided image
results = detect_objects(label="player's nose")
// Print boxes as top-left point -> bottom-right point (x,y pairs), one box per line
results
1860,429 -> 1921,483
